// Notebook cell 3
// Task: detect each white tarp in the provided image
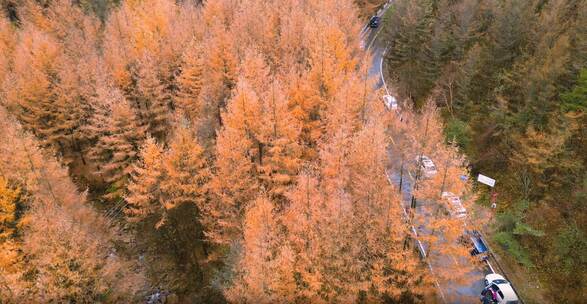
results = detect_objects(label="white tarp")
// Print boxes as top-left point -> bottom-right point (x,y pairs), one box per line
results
477,174 -> 496,187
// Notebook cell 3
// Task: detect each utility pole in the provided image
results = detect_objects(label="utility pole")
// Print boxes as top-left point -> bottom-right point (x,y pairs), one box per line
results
440,157 -> 449,196
399,156 -> 404,193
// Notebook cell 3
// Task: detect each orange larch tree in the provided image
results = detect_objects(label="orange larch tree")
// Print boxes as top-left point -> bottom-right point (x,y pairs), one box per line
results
226,195 -> 296,303
132,54 -> 172,141
239,48 -> 272,94
281,171 -> 324,301
86,86 -> 145,200
159,122 -> 211,220
208,80 -> 260,244
124,123 -> 214,293
2,25 -> 70,155
125,137 -> 164,223
274,0 -> 309,71
0,17 -> 15,91
405,102 -> 482,301
176,39 -> 205,122
0,176 -> 23,300
211,72 -> 301,244
284,69 -> 324,160
257,80 -> 302,203
2,1 -> 102,169
0,107 -> 144,302
156,122 -> 212,290
198,25 -> 238,137
347,119 -> 432,301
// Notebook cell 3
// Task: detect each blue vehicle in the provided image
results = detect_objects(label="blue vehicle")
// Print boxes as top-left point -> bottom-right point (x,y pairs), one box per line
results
470,230 -> 489,257
459,230 -> 489,260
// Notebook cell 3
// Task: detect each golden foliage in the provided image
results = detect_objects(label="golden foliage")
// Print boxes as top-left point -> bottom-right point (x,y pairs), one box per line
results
0,0 -> 483,301
0,108 -> 144,302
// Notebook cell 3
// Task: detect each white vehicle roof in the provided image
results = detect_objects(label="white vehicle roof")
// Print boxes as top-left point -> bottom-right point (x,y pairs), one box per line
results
422,159 -> 435,167
496,283 -> 519,302
486,273 -> 506,283
383,95 -> 397,110
420,156 -> 436,169
416,155 -> 433,164
415,155 -> 437,177
486,274 -> 519,302
442,192 -> 467,218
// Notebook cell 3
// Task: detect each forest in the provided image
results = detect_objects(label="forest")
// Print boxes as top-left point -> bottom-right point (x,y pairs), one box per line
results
0,0 -> 583,303
382,0 -> 586,302
0,0 -> 480,302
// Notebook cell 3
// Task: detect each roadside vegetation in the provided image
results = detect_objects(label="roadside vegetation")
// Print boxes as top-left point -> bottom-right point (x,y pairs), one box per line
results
381,0 -> 587,302
354,0 -> 387,19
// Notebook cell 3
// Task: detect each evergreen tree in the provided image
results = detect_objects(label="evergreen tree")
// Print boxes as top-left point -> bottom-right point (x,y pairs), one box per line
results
385,0 -> 438,105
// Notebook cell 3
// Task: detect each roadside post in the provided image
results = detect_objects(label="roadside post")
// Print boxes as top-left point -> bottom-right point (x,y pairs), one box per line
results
491,192 -> 498,209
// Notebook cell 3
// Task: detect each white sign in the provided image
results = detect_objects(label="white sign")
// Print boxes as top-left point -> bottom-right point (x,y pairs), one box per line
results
477,174 -> 496,187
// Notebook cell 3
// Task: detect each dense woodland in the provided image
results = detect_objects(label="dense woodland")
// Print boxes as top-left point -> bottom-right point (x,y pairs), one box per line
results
0,0 -> 488,303
383,0 -> 586,301
354,0 -> 387,19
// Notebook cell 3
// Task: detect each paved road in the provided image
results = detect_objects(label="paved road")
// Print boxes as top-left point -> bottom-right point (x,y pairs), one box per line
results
386,165 -> 488,303
361,2 -> 492,303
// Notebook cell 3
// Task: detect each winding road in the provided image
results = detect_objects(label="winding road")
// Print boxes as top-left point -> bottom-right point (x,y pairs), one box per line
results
360,2 -> 504,303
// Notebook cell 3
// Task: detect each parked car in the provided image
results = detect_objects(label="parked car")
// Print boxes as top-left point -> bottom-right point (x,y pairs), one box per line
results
415,155 -> 437,178
383,95 -> 398,111
480,273 -> 519,304
441,192 -> 467,219
459,230 -> 489,260
369,16 -> 380,28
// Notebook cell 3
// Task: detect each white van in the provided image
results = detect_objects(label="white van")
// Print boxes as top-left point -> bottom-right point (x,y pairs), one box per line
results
481,273 -> 519,304
441,192 -> 467,219
415,155 -> 437,178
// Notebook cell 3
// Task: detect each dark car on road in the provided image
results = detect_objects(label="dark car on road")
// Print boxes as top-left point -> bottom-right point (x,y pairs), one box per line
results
369,16 -> 380,28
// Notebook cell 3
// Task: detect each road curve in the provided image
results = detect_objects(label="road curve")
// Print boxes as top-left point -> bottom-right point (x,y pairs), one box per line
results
360,2 -> 493,303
